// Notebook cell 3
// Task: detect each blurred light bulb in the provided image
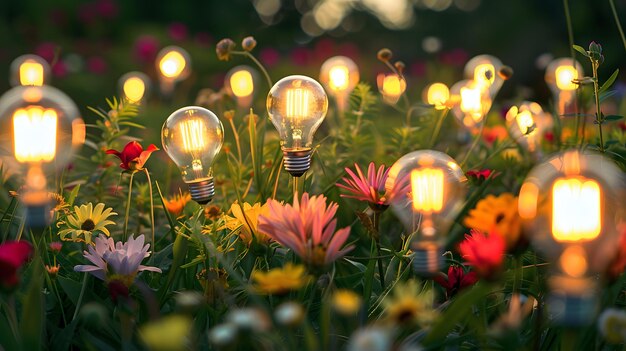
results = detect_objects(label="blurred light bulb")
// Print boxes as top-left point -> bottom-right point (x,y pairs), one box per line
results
506,101 -> 551,156
519,150 -> 625,325
162,106 -> 224,204
422,82 -> 450,110
118,72 -> 151,104
225,65 -> 258,108
156,46 -> 191,95
319,56 -> 359,112
545,58 -> 584,116
267,75 -> 328,177
0,86 -> 84,226
386,150 -> 467,275
377,73 -> 406,105
464,54 -> 504,99
10,54 -> 50,87
450,80 -> 491,131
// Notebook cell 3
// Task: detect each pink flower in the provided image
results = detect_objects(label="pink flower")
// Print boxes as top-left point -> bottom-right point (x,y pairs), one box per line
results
87,56 -> 107,74
167,22 -> 188,42
49,241 -> 63,253
290,47 -> 312,66
433,265 -> 477,299
258,193 -> 354,267
106,141 -> 159,171
133,35 -> 159,63
259,48 -> 280,68
35,42 -> 57,62
0,241 -> 33,289
466,169 -> 494,183
336,162 -> 391,211
439,48 -> 469,67
52,61 -> 68,78
95,0 -> 118,19
458,229 -> 505,280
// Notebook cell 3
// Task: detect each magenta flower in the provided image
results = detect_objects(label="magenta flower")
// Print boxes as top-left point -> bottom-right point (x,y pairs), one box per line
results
87,56 -> 108,74
133,35 -> 159,63
336,162 -> 391,211
258,193 -> 354,267
167,22 -> 188,42
458,229 -> 505,280
433,265 -> 478,299
0,241 -> 33,289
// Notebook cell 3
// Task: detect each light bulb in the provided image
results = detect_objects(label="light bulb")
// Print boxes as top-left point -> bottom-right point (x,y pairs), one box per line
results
450,80 -> 492,131
10,54 -> 50,87
0,85 -> 84,226
545,58 -> 584,116
118,72 -> 151,104
225,65 -> 258,108
162,106 -> 224,204
156,46 -> 191,95
385,150 -> 467,275
319,56 -> 359,112
519,150 -> 625,325
266,75 -> 328,177
422,82 -> 450,110
377,73 -> 406,105
464,54 -> 504,100
506,101 -> 552,156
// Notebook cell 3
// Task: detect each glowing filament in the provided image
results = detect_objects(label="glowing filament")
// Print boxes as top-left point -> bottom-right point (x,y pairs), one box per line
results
123,77 -> 146,103
427,83 -> 449,110
382,75 -> 405,96
19,61 -> 44,86
516,110 -> 535,135
552,177 -> 601,242
328,66 -> 350,92
230,70 -> 254,97
555,65 -> 578,91
411,168 -> 444,213
159,51 -> 186,79
474,63 -> 495,87
13,106 -> 58,163
180,118 -> 206,153
286,88 -> 310,119
460,86 -> 483,125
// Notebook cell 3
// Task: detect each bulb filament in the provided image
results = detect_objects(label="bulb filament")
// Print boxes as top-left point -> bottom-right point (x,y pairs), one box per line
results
13,106 -> 58,163
411,168 -> 444,213
552,177 -> 601,242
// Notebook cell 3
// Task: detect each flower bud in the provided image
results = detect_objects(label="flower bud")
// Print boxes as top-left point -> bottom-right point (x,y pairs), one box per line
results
498,66 -> 514,80
377,48 -> 392,62
394,61 -> 405,74
46,264 -> 60,278
49,241 -> 63,253
589,41 -> 602,55
216,38 -> 236,61
223,110 -> 235,120
242,36 -> 257,51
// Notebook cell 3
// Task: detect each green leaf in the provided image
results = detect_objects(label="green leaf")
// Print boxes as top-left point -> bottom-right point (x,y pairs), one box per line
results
19,257 -> 44,351
66,184 -> 81,206
599,69 -> 619,93
572,45 -> 589,57
599,90 -> 618,103
158,233 -> 188,305
604,115 -> 624,122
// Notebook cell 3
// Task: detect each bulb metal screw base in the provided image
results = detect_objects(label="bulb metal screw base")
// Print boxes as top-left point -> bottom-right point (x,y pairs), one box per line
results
188,179 -> 215,205
547,290 -> 597,327
25,204 -> 51,229
412,245 -> 444,276
283,149 -> 312,177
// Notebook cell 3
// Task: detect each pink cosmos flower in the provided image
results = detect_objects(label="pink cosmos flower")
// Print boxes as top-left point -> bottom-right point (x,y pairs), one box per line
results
258,193 -> 354,267
433,265 -> 478,299
336,162 -> 391,211
458,229 -> 505,280
74,234 -> 161,284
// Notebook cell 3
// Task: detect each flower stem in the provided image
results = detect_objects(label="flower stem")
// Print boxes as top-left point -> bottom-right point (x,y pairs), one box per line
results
144,169 -> 155,245
228,118 -> 243,164
429,108 -> 449,148
562,0 -> 575,59
460,122 -> 487,169
591,61 -> 605,152
609,0 -> 626,52
123,172 -> 135,241
239,51 -> 273,89
373,211 -> 386,291
72,273 -> 89,321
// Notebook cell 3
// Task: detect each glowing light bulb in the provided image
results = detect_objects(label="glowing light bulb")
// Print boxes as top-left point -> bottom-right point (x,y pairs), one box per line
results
505,101 -> 551,155
10,54 -> 50,87
267,75 -> 328,177
386,150 -> 467,275
464,55 -> 504,99
545,58 -> 584,116
0,85 -> 84,226
519,150 -> 625,325
118,72 -> 151,104
450,80 -> 491,131
224,65 -> 258,108
377,73 -> 406,105
319,56 -> 359,112
422,83 -> 449,110
162,106 -> 224,204
155,46 -> 191,95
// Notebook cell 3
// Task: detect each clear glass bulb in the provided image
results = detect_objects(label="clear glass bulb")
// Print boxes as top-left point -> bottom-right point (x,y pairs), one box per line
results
10,54 -> 50,87
224,65 -> 258,108
319,56 -> 359,112
385,150 -> 467,275
464,54 -> 504,100
155,46 -> 191,95
545,58 -> 584,116
422,82 -> 450,110
377,73 -> 406,105
161,106 -> 224,204
266,75 -> 328,177
450,79 -> 492,131
118,72 -> 151,104
518,150 -> 625,325
505,101 -> 551,156
0,85 -> 84,226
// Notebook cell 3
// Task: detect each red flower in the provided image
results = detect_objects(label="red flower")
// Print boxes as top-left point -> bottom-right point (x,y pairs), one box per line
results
106,141 -> 158,171
433,265 -> 478,299
458,229 -> 505,280
0,241 -> 33,289
466,169 -> 493,181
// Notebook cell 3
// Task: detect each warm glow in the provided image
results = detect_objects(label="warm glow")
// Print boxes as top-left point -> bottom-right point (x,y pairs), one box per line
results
13,106 -> 58,163
382,75 -> 406,96
518,182 -> 539,219
159,51 -> 186,79
19,61 -> 44,86
559,245 -> 588,278
552,177 -> 601,242
411,168 -> 444,213
426,83 -> 449,110
286,88 -> 310,119
328,65 -> 350,92
229,70 -> 254,97
555,65 -> 578,91
179,118 -> 206,153
516,110 -> 535,135
474,63 -> 495,87
460,86 -> 483,125
123,77 -> 146,103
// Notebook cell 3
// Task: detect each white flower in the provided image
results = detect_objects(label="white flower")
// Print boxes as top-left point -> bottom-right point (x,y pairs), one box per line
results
598,308 -> 626,344
348,326 -> 393,351
74,234 -> 161,283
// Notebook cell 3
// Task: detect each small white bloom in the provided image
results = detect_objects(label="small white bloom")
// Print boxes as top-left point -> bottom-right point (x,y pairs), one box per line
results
598,308 -> 626,344
348,326 -> 393,351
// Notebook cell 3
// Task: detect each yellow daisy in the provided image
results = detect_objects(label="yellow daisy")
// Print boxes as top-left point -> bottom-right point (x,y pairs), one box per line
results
383,280 -> 437,326
332,289 -> 362,315
251,263 -> 311,295
57,202 -> 117,245
464,193 -> 522,249
222,202 -> 271,245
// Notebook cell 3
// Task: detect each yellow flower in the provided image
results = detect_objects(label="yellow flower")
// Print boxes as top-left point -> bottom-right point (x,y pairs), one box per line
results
57,203 -> 117,245
251,263 -> 311,295
332,289 -> 362,315
222,202 -> 270,245
383,280 -> 437,326
163,192 -> 191,217
139,315 -> 192,351
464,193 -> 522,249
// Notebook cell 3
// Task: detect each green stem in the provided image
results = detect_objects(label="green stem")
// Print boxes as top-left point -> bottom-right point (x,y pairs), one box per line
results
374,211 -> 385,291
609,0 -> 626,52
591,61 -> 605,152
467,139 -> 515,170
460,122 -> 487,169
72,273 -> 89,321
292,176 -> 299,198
123,172 -> 135,241
429,108 -> 449,148
241,51 -> 273,89
228,118 -> 243,164
563,0 -> 575,59
144,169 -> 155,245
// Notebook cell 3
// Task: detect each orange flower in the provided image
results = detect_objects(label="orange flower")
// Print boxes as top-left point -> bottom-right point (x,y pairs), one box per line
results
163,192 -> 191,216
464,193 -> 522,251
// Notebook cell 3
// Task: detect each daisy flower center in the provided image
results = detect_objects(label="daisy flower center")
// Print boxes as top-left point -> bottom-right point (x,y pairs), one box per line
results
81,219 -> 96,231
